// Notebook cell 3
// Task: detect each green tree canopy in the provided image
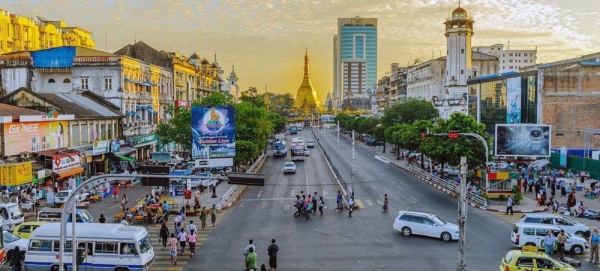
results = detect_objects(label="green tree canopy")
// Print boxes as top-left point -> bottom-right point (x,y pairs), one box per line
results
381,98 -> 439,127
155,105 -> 191,150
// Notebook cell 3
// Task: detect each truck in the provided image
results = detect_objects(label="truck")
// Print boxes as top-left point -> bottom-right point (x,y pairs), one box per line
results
151,152 -> 184,164
273,141 -> 287,157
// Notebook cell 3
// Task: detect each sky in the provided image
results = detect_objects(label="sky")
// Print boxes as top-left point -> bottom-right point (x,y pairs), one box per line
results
3,0 -> 599,102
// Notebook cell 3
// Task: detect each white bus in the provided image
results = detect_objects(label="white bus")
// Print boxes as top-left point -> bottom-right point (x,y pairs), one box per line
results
25,223 -> 154,271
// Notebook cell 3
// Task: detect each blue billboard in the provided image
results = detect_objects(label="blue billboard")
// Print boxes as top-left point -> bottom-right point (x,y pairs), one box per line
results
191,106 -> 235,159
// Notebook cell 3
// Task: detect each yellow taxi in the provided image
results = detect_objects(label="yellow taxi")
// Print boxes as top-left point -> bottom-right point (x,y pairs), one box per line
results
12,221 -> 47,239
500,246 -> 577,271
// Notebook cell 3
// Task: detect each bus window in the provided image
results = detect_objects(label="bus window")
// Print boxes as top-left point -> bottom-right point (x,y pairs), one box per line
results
30,240 -> 54,252
139,235 -> 151,254
52,241 -> 72,252
95,242 -> 118,254
120,243 -> 137,255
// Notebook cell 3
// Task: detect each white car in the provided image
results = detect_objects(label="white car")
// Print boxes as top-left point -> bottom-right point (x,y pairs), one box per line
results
519,213 -> 590,238
511,222 -> 587,254
4,230 -> 28,260
304,149 -> 310,156
306,140 -> 315,148
393,211 -> 459,242
283,162 -> 296,174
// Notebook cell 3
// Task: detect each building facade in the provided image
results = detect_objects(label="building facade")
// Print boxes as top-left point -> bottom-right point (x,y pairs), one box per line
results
473,44 -> 537,73
0,9 -> 95,54
333,17 -> 377,110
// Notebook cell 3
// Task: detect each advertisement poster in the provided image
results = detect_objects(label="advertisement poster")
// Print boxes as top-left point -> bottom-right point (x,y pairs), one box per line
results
495,124 -> 551,157
3,121 -> 68,156
93,140 -> 110,155
191,106 -> 235,159
506,77 -> 521,124
52,152 -> 81,171
111,140 -> 121,153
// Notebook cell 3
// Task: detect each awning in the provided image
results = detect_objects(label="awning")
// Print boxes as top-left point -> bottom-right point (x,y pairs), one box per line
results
115,154 -> 136,162
56,166 -> 84,178
114,146 -> 136,155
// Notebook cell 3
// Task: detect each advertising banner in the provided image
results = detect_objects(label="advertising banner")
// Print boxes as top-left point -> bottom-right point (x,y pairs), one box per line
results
93,140 -> 110,155
0,162 -> 33,186
52,151 -> 82,171
495,124 -> 551,157
111,140 -> 121,153
506,77 -> 521,124
3,121 -> 68,156
191,106 -> 235,161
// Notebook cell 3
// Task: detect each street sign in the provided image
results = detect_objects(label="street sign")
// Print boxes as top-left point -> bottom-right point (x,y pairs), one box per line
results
227,173 -> 265,186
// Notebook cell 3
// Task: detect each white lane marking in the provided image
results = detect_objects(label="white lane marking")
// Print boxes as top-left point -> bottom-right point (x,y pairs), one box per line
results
370,184 -> 376,190
257,190 -> 262,199
241,197 -> 337,202
397,185 -> 404,192
410,196 -> 418,202
388,179 -> 394,183
291,189 -> 295,197
379,170 -> 385,176
366,200 -> 373,206
322,189 -> 328,197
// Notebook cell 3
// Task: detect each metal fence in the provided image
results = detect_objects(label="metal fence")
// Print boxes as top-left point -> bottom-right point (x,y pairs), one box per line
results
220,153 -> 266,206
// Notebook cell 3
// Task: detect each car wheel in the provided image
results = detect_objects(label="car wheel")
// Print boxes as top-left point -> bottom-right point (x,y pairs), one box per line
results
571,245 -> 584,255
524,242 -> 537,247
401,227 -> 412,236
441,232 -> 452,242
575,231 -> 585,237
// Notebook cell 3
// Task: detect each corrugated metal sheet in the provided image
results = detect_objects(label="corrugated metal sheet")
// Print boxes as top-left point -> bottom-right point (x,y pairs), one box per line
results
0,103 -> 44,116
55,94 -> 121,117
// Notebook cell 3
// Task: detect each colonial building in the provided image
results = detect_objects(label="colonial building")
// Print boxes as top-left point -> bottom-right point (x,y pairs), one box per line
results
0,9 -> 95,54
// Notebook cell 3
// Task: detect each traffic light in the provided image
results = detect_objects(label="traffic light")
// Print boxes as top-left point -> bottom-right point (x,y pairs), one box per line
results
420,133 -> 427,139
448,131 -> 459,139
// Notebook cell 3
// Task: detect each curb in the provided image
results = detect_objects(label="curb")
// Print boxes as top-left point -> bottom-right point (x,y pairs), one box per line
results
386,158 -> 549,213
221,185 -> 249,211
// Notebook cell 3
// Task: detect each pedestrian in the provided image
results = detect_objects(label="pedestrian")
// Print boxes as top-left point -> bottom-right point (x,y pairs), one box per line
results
313,192 -> 318,213
98,214 -> 106,223
168,233 -> 178,265
113,185 -> 119,203
187,221 -> 197,235
591,229 -> 600,264
160,222 -> 170,250
267,239 -> 279,271
505,195 -> 514,215
245,247 -> 258,271
348,196 -> 355,217
11,246 -> 22,271
318,196 -> 324,216
552,199 -> 559,215
121,194 -> 128,211
557,230 -> 567,261
200,207 -> 207,229
543,230 -> 555,255
567,190 -> 577,215
188,229 -> 197,257
244,239 -> 256,267
383,194 -> 388,212
211,204 -> 217,227
334,191 -> 343,213
178,226 -> 187,255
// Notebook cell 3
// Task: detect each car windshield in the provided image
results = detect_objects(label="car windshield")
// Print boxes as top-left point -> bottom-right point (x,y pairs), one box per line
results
431,216 -> 446,226
56,191 -> 70,197
79,211 -> 93,222
4,231 -> 20,243
138,234 -> 152,254
8,205 -> 22,217
503,251 -> 514,264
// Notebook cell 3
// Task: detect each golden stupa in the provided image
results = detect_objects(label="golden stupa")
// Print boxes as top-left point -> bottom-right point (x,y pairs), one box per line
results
295,49 -> 320,111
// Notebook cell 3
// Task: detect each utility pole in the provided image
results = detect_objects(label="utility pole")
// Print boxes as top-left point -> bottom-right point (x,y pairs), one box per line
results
457,156 -> 467,271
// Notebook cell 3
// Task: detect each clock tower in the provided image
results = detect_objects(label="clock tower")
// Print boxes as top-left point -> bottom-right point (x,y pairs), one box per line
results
444,5 -> 474,97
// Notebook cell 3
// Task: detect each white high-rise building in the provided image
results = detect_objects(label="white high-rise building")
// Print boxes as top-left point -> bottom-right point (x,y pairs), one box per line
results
473,44 -> 537,73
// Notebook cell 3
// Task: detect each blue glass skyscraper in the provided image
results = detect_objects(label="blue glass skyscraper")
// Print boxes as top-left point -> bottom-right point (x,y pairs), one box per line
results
333,17 -> 377,110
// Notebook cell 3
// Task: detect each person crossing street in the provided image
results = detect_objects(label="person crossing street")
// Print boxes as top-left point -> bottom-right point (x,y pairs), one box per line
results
505,195 -> 514,215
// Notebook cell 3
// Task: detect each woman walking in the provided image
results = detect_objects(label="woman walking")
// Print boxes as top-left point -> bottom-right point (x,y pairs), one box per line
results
178,226 -> 188,255
383,194 -> 389,213
159,222 -> 170,250
318,196 -> 325,216
188,229 -> 197,258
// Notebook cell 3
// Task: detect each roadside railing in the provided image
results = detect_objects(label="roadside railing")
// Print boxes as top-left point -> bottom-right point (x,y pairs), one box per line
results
220,153 -> 266,206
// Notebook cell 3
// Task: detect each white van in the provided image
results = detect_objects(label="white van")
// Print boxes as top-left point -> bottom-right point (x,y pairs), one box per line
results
0,203 -> 24,231
519,213 -> 590,238
53,190 -> 89,207
511,222 -> 587,255
37,208 -> 94,223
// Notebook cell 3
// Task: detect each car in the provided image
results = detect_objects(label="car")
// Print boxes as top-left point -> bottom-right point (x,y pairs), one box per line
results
500,247 -> 577,271
304,149 -> 310,156
511,222 -> 587,254
365,139 -> 384,146
518,213 -> 590,238
393,210 -> 459,242
283,162 -> 296,174
12,221 -> 47,240
4,230 -> 28,260
306,139 -> 315,148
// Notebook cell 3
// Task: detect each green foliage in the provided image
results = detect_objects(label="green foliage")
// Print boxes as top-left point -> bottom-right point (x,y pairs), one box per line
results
155,105 -> 192,150
400,120 -> 434,152
514,193 -> 523,203
240,86 -> 264,107
234,101 -> 273,149
498,194 -> 506,202
269,113 -> 287,133
356,117 -> 379,135
196,91 -> 234,107
381,98 -> 439,127
234,140 -> 260,165
257,93 -> 294,117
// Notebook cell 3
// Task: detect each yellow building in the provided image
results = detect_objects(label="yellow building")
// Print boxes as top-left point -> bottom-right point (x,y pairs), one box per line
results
0,9 -> 95,54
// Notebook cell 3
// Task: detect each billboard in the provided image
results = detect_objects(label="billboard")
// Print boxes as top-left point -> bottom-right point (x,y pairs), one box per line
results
4,121 -> 68,156
93,140 -> 110,155
506,77 -> 521,124
495,124 -> 551,157
191,106 -> 235,160
52,152 -> 82,171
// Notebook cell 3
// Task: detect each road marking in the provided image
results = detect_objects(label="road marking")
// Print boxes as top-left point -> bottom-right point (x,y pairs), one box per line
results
355,199 -> 365,209
370,184 -> 376,190
241,197 -> 337,202
290,189 -> 295,197
366,200 -> 373,206
388,179 -> 394,184
322,189 -> 328,197
397,185 -> 404,192
410,196 -> 418,202
379,170 -> 385,176
376,200 -> 383,205
257,190 -> 262,199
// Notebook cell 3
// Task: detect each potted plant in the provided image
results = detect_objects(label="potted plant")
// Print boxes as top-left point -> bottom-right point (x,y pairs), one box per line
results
498,194 -> 506,205
514,193 -> 523,205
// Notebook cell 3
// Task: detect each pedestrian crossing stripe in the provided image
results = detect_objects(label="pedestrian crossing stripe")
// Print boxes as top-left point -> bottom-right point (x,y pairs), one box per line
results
366,200 -> 373,206
376,200 -> 383,206
355,199 -> 365,210
151,267 -> 183,271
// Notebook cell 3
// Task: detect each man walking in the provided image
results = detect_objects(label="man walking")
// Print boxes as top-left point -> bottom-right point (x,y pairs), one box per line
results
505,195 -> 514,215
567,190 -> 577,215
590,229 -> 600,264
313,192 -> 318,213
267,239 -> 279,271
348,196 -> 355,217
187,221 -> 197,235
557,230 -> 567,261
334,191 -> 343,213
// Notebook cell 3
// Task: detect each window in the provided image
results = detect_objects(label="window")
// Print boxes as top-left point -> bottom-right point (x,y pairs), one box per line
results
63,78 -> 71,83
509,60 -> 513,63
461,70 -> 464,75
95,242 -> 118,254
461,49 -> 464,54
53,240 -> 72,252
18,225 -> 31,234
516,257 -> 534,267
473,70 -> 477,77
524,53 -> 528,56
523,228 -> 535,236
48,78 -> 55,83
81,78 -> 89,90
524,60 -> 528,63
422,218 -> 435,225
556,219 -> 572,226
29,240 -> 53,251
535,228 -> 549,236
509,53 -> 513,57
105,77 -> 113,90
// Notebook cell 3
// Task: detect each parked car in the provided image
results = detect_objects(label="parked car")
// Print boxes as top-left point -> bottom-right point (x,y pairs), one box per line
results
518,214 -> 590,238
500,247 -> 577,271
393,210 -> 459,242
511,222 -> 587,254
365,139 -> 384,146
12,221 -> 47,239
283,162 -> 296,174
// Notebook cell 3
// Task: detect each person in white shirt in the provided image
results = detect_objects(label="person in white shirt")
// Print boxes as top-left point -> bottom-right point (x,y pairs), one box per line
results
187,221 -> 197,235
348,196 -> 355,217
121,218 -> 129,226
243,239 -> 255,256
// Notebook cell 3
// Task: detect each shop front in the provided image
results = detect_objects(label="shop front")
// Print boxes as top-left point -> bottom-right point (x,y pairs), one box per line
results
37,149 -> 86,193
127,134 -> 158,162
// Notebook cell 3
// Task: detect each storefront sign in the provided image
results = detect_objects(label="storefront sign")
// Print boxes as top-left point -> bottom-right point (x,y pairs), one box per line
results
111,140 -> 121,152
19,114 -> 75,122
52,152 -> 81,171
175,100 -> 189,108
3,121 -> 68,156
0,162 -> 33,186
133,134 -> 157,146
93,140 -> 110,155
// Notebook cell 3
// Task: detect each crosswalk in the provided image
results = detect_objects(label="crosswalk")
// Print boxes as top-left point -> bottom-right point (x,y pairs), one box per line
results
489,211 -> 600,267
146,212 -> 224,271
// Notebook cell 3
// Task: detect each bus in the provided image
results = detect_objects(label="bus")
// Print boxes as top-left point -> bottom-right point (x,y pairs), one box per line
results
290,145 -> 305,161
25,223 -> 154,271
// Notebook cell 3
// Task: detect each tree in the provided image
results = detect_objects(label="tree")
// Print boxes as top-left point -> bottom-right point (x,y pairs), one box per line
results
269,113 -> 287,133
197,91 -> 234,107
381,98 -> 439,127
234,140 -> 260,167
155,105 -> 192,150
419,112 -> 490,169
257,93 -> 294,117
357,117 -> 379,135
240,86 -> 263,107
